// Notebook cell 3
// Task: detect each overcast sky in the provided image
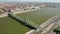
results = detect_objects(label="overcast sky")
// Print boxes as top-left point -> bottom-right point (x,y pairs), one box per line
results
0,0 -> 60,2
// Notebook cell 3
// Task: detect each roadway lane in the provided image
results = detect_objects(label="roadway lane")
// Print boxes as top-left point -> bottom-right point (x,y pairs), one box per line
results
41,15 -> 60,34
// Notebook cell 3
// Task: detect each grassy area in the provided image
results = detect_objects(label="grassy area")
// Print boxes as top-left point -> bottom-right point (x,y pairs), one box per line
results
0,17 -> 30,34
17,7 -> 60,25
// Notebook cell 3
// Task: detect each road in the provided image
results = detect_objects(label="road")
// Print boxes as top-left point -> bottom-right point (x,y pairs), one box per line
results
33,14 -> 59,34
0,8 -> 40,18
0,13 -> 8,18
40,15 -> 60,34
25,14 -> 60,34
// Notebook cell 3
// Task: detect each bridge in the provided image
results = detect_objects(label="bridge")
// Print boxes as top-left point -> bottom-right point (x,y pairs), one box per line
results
8,12 -> 60,34
8,12 -> 40,30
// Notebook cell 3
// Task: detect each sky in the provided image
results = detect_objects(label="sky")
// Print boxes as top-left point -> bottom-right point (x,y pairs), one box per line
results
0,0 -> 60,2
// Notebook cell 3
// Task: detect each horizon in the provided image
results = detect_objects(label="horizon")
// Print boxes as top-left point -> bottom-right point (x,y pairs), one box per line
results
0,0 -> 60,3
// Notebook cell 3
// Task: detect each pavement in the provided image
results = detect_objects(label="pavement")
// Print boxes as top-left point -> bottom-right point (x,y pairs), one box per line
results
0,13 -> 8,18
0,8 -> 40,18
27,14 -> 60,34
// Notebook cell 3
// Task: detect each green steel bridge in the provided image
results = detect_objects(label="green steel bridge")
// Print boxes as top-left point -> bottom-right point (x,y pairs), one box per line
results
8,12 -> 40,30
